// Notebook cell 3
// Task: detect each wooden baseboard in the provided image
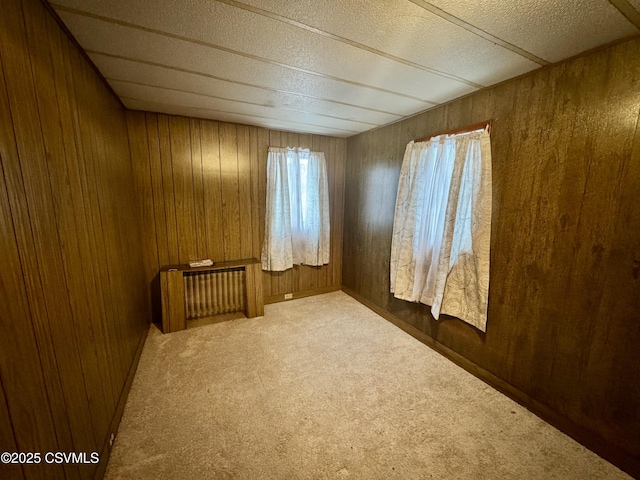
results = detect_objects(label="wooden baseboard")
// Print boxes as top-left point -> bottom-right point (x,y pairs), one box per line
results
93,326 -> 149,479
265,284 -> 341,305
341,286 -> 640,479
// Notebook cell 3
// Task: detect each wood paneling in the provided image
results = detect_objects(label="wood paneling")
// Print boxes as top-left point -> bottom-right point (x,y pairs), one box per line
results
160,270 -> 187,333
0,377 -> 21,480
0,0 -> 149,478
127,113 -> 346,310
343,36 -> 640,477
245,262 -> 265,318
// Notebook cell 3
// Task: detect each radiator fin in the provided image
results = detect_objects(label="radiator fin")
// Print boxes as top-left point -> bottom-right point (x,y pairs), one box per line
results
184,268 -> 245,319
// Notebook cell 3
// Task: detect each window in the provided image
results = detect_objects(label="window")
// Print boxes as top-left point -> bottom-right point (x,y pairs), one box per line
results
390,126 -> 492,331
261,147 -> 330,272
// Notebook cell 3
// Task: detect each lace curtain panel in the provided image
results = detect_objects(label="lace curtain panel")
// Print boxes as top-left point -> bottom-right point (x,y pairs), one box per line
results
390,129 -> 492,331
261,147 -> 330,272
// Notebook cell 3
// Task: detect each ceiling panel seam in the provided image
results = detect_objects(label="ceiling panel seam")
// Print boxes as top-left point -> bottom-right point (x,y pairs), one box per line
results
108,78 -> 382,127
213,0 -> 485,89
88,51 -> 406,118
120,97 -> 360,135
52,4 -> 444,104
608,0 -> 640,28
408,0 -> 550,66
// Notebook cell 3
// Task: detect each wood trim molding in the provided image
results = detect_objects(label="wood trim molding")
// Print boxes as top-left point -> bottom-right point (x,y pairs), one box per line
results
608,0 -> 640,29
341,286 -> 640,479
265,284 -> 341,304
93,327 -> 148,479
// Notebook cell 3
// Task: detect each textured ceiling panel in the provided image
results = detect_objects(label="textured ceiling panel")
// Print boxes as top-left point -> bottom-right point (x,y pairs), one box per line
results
235,0 -> 541,85
60,12 -> 429,115
111,80 -> 367,135
421,0 -> 638,62
123,98 -> 348,137
56,0 -> 479,102
51,0 -> 638,136
92,54 -> 402,127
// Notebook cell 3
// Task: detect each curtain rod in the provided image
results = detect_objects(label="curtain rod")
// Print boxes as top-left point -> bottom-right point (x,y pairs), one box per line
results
414,120 -> 492,143
268,146 -> 318,150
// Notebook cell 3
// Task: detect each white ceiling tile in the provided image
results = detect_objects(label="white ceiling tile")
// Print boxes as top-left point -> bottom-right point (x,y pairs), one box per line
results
110,80 -> 367,134
123,98 -> 351,137
92,53 -> 403,126
59,11 -> 431,117
51,0 -> 638,136
420,0 -> 638,62
235,0 -> 541,85
54,1 -> 480,102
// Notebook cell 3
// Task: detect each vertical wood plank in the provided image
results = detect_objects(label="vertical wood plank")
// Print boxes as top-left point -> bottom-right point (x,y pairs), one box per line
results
249,262 -> 264,316
0,2 -> 63,475
73,48 -> 130,383
219,122 -> 241,261
79,57 -> 132,381
249,127 -> 261,260
200,120 -> 225,262
127,111 -> 158,298
91,67 -> 138,374
62,24 -> 125,405
170,116 -> 197,263
159,114 -> 180,264
582,66 -> 640,450
0,377 -> 23,480
329,139 -> 345,285
24,0 -> 115,462
0,139 -> 61,480
146,113 -> 169,267
237,125 -> 253,259
333,138 -> 346,287
161,271 -> 186,333
342,134 -> 357,291
47,12 -> 119,417
190,119 -> 207,260
244,263 -> 258,317
327,137 -> 337,287
112,90 -> 149,351
318,135 -> 332,290
0,0 -> 97,467
1,1 -> 151,478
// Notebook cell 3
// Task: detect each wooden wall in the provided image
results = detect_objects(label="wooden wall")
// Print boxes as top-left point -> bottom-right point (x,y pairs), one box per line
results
343,37 -> 640,476
0,0 -> 149,479
126,111 -> 346,312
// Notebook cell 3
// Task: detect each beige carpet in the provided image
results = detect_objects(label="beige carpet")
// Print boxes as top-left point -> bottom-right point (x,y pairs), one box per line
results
105,292 -> 629,479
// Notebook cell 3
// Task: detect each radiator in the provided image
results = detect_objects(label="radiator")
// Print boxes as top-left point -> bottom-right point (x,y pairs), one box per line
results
184,268 -> 246,319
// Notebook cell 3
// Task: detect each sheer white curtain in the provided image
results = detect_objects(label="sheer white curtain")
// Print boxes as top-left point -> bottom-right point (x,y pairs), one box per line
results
390,129 -> 492,331
262,147 -> 330,271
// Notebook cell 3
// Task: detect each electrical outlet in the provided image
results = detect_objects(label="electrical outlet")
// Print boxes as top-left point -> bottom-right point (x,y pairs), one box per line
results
284,293 -> 293,299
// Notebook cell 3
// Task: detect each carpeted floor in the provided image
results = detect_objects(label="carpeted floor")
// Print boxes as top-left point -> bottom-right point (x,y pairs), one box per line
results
105,291 -> 630,479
